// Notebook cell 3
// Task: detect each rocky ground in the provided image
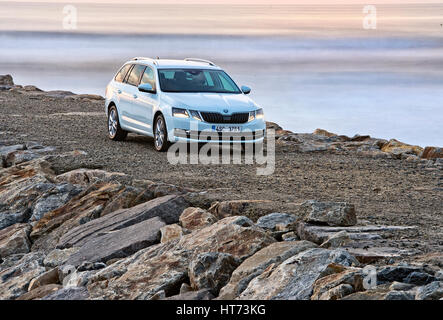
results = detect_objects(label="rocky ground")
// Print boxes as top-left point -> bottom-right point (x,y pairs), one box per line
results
0,74 -> 442,300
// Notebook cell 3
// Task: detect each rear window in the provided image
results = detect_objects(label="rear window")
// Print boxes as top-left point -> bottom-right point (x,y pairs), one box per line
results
114,64 -> 132,83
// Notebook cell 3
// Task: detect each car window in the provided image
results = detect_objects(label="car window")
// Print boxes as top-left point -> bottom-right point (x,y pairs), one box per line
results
140,66 -> 156,90
126,64 -> 146,86
157,69 -> 241,93
114,64 -> 132,83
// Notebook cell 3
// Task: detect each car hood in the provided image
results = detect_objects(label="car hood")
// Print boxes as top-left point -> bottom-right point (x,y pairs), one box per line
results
161,92 -> 257,113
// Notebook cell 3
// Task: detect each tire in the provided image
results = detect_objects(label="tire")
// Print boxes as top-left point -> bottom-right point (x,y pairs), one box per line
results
107,105 -> 127,141
153,114 -> 170,152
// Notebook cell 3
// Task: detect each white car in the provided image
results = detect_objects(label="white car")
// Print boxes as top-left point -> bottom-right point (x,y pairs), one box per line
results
105,58 -> 265,151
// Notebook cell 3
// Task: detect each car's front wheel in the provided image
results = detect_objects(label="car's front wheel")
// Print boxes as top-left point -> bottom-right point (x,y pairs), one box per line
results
153,114 -> 169,152
108,105 -> 127,141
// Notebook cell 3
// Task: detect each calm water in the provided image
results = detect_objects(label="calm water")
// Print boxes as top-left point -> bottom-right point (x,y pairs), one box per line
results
1,2 -> 442,146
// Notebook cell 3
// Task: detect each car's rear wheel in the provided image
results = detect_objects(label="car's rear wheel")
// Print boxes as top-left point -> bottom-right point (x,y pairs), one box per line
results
154,114 -> 169,152
108,105 -> 127,141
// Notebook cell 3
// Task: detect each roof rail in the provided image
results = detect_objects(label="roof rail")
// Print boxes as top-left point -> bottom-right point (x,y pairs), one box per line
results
131,57 -> 158,65
184,58 -> 216,66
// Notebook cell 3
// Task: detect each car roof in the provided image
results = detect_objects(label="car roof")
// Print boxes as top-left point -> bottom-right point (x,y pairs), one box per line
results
126,58 -> 222,70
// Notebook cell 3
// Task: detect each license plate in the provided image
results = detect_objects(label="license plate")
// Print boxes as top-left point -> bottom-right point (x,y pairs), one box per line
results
212,126 -> 241,132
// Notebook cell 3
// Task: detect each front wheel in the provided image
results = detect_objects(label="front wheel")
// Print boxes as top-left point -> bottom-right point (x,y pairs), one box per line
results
153,114 -> 169,152
108,106 -> 127,141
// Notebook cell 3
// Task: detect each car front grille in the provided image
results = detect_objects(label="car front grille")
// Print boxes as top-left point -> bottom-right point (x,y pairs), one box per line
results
200,112 -> 249,124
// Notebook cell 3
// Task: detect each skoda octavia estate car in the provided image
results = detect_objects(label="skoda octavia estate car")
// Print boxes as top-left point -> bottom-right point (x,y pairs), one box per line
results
105,58 -> 265,151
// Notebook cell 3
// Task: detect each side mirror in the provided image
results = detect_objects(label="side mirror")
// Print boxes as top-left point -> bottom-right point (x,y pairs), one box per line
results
241,85 -> 251,94
138,83 -> 156,94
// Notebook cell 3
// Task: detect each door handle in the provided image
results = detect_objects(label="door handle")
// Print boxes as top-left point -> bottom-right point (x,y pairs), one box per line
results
133,94 -> 138,99
117,89 -> 122,94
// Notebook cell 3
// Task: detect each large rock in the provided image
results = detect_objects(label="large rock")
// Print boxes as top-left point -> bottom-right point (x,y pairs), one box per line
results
64,216 -> 166,266
87,216 -> 275,300
255,212 -> 297,231
57,195 -> 188,249
295,222 -> 414,244
88,246 -> 191,300
0,144 -> 26,157
311,267 -> 364,300
218,241 -> 317,300
421,147 -> 443,159
0,159 -> 56,229
16,284 -> 62,300
377,265 -> 434,285
313,128 -> 338,137
179,207 -> 217,230
28,267 -> 60,291
0,252 -> 46,299
344,246 -> 418,264
43,248 -> 80,268
237,248 -> 359,300
55,168 -> 129,186
3,150 -> 42,167
30,182 -> 165,251
0,74 -> 14,86
176,216 -> 275,261
416,281 -> 443,300
29,183 -> 83,222
381,139 -> 423,156
298,200 -> 357,226
320,231 -> 351,248
0,223 -> 31,257
188,252 -> 240,295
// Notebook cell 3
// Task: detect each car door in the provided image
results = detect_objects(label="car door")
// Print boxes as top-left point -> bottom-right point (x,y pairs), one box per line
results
119,64 -> 148,132
111,63 -> 132,121
134,66 -> 157,135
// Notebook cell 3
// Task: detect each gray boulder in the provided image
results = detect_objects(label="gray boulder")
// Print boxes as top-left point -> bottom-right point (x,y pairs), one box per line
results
64,216 -> 166,266
43,248 -> 80,268
218,240 -> 317,300
0,251 -> 46,299
57,195 -> 188,249
416,281 -> 443,300
299,200 -> 357,226
188,252 -> 240,295
256,212 -> 297,231
30,183 -> 83,222
238,248 -> 359,300
0,223 -> 31,257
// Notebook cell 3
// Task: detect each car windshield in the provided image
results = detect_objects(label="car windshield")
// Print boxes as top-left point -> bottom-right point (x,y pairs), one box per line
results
158,69 -> 241,93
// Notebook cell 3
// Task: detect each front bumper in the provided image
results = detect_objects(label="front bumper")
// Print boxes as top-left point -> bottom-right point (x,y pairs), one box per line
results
170,118 -> 266,143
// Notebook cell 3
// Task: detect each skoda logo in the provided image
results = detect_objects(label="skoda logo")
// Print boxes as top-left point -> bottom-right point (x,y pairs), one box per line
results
223,109 -> 229,113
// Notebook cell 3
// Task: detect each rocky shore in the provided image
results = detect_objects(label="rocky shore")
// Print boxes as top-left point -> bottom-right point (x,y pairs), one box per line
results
0,75 -> 442,300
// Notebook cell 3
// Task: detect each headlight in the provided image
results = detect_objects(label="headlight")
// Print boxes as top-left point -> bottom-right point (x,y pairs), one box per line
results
189,110 -> 202,121
256,108 -> 264,119
172,107 -> 189,118
248,108 -> 264,122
